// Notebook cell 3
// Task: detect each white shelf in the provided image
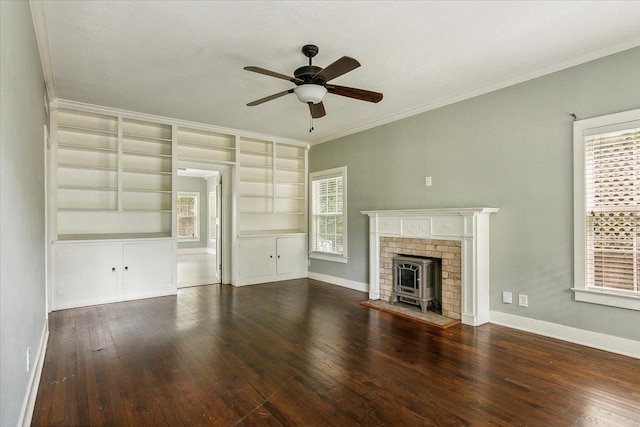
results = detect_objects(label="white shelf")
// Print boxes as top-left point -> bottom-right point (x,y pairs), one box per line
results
56,232 -> 172,242
58,185 -> 117,192
123,150 -> 172,159
123,188 -> 172,194
122,133 -> 172,143
177,156 -> 235,166
58,163 -> 118,172
58,143 -> 118,154
123,168 -> 172,176
180,140 -> 235,151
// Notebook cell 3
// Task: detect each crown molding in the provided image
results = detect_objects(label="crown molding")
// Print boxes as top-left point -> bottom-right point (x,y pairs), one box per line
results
310,38 -> 640,146
29,1 -> 56,102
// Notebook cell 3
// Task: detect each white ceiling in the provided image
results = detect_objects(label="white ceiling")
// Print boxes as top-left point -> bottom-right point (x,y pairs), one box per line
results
37,1 -> 640,144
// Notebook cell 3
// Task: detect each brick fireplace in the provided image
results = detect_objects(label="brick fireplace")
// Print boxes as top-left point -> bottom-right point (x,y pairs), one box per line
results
380,238 -> 461,319
362,208 -> 498,326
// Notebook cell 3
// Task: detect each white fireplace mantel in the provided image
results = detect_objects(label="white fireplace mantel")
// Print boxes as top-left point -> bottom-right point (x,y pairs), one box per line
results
362,207 -> 499,326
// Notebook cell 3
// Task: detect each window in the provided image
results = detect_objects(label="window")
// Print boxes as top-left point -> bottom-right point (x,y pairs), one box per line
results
177,192 -> 199,240
310,166 -> 347,263
573,108 -> 640,310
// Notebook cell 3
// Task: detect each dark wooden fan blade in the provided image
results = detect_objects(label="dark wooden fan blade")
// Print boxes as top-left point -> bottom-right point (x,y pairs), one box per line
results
327,84 -> 383,103
309,102 -> 326,118
247,89 -> 294,106
313,56 -> 360,83
244,66 -> 303,84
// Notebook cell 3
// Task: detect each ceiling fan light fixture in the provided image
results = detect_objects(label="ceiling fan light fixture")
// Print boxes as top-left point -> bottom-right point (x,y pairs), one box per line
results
293,84 -> 327,104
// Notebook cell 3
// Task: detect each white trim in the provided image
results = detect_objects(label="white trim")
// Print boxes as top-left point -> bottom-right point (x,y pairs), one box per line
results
206,247 -> 216,255
177,247 -> 208,255
29,1 -> 56,101
573,288 -> 640,311
18,322 -> 49,427
490,311 -> 640,360
309,252 -> 348,264
310,37 -> 640,146
307,271 -> 369,293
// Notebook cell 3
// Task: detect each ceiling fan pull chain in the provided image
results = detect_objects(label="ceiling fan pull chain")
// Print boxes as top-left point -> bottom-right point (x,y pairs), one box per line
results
309,107 -> 314,132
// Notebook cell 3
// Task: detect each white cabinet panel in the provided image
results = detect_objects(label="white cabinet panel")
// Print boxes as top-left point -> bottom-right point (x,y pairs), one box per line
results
55,243 -> 120,309
236,234 -> 306,285
123,241 -> 174,298
53,239 -> 176,310
276,236 -> 307,276
239,237 -> 276,278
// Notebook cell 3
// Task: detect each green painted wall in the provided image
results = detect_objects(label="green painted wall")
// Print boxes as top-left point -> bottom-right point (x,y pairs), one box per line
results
310,46 -> 640,341
0,1 -> 47,425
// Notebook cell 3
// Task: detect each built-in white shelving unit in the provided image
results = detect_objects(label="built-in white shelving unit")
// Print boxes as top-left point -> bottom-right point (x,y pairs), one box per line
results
53,109 -> 173,240
237,137 -> 307,235
49,101 -> 309,304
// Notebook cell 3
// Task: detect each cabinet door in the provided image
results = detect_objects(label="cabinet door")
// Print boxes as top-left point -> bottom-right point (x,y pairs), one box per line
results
239,237 -> 276,278
276,236 -> 307,275
122,241 -> 174,299
55,243 -> 120,309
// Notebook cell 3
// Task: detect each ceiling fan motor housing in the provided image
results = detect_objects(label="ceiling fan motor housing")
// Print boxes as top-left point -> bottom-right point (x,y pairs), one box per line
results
294,65 -> 325,84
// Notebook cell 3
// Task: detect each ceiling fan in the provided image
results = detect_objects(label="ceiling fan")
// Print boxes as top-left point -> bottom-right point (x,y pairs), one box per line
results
244,44 -> 383,120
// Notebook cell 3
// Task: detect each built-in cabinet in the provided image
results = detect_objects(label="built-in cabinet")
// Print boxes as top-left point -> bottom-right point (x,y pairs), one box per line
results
49,102 -> 309,309
235,137 -> 307,285
238,235 -> 307,285
53,239 -> 174,310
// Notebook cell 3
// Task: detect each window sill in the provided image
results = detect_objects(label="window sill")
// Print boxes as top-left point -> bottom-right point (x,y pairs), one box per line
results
572,288 -> 640,311
310,252 -> 348,264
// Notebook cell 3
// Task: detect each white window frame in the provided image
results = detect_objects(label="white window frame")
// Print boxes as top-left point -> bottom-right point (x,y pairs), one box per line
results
309,166 -> 348,263
573,108 -> 640,311
177,191 -> 200,241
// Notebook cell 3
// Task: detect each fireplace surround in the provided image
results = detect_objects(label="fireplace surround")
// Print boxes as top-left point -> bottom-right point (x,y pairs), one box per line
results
362,208 -> 498,326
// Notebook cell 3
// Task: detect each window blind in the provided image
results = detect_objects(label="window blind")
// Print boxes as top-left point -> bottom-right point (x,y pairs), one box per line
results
585,126 -> 640,293
311,174 -> 344,255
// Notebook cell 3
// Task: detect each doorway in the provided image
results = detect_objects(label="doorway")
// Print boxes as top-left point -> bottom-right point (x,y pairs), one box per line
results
176,168 -> 223,288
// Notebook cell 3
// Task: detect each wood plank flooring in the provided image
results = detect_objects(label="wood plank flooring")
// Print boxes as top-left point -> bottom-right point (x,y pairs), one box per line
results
32,279 -> 640,426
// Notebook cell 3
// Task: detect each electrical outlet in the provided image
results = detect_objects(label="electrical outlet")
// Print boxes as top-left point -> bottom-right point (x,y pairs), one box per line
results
502,291 -> 512,304
518,294 -> 529,308
26,347 -> 31,372
425,176 -> 432,187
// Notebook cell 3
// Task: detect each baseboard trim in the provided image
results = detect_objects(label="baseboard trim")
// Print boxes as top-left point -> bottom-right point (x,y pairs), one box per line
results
307,272 -> 369,293
490,311 -> 640,360
19,321 -> 49,427
177,247 -> 208,255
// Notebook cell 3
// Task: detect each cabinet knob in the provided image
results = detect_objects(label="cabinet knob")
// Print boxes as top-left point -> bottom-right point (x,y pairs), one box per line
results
125,266 -> 129,271
112,267 -> 116,272
269,255 -> 273,258
277,255 -> 281,259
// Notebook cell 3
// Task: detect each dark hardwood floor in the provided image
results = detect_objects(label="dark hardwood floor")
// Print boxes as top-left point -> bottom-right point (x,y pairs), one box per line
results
32,279 -> 640,426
